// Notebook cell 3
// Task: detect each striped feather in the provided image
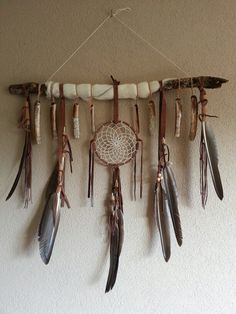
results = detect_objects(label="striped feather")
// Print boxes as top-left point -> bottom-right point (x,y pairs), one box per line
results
163,162 -> 182,246
155,181 -> 171,262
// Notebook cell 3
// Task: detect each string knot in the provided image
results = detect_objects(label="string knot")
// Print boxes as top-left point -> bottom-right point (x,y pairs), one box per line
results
199,114 -> 219,121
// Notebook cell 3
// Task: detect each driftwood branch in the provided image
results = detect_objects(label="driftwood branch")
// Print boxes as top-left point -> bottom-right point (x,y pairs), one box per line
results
8,76 -> 228,98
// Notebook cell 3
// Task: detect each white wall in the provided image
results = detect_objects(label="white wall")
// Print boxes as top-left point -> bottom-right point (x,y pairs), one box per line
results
1,1 -> 236,313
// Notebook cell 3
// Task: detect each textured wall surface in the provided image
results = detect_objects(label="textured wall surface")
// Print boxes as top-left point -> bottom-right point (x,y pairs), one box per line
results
0,1 -> 236,313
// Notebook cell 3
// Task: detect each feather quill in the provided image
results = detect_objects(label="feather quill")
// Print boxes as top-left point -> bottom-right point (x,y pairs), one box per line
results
155,180 -> 171,262
163,162 -> 182,246
202,121 -> 223,200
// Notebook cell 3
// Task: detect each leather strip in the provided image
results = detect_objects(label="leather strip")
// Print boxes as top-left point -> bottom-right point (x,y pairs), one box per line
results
111,76 -> 120,123
158,81 -> 167,160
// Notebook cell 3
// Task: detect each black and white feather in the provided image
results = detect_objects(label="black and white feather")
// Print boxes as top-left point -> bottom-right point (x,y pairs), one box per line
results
155,179 -> 171,262
163,162 -> 182,246
202,121 -> 223,200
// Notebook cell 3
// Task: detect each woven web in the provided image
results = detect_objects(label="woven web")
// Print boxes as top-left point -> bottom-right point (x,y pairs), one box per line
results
94,121 -> 137,166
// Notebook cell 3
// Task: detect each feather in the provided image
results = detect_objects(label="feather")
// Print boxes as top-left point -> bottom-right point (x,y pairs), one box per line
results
202,121 -> 223,200
105,208 -> 123,293
38,191 -> 61,264
200,129 -> 208,208
117,208 -> 124,256
38,166 -> 60,264
155,180 -> 171,262
163,162 -> 182,246
6,136 -> 27,201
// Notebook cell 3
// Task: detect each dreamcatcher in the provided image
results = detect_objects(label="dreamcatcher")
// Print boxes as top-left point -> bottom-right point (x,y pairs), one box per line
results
88,76 -> 143,292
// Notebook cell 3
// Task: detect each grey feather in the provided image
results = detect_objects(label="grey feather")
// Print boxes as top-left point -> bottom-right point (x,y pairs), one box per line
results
38,192 -> 60,265
105,208 -> 123,293
155,181 -> 171,262
38,167 -> 61,265
202,122 -> 223,200
163,162 -> 183,246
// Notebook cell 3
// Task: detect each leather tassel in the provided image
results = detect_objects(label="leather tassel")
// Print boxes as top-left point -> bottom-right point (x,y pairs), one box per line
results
133,155 -> 136,201
155,176 -> 171,262
6,96 -> 32,207
134,103 -> 140,134
34,99 -> 41,144
90,101 -> 95,134
50,98 -> 57,139
139,140 -> 143,199
163,162 -> 182,246
174,97 -> 182,137
105,167 -> 124,293
189,95 -> 198,141
88,141 -> 95,206
73,103 -> 80,139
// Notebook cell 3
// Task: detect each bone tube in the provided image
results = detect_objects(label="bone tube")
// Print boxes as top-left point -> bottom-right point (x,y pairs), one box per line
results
34,100 -> 41,144
73,103 -> 80,139
175,97 -> 182,137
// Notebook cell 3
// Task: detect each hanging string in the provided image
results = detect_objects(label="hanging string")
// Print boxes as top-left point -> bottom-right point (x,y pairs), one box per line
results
46,16 -> 111,82
46,7 -> 189,82
113,14 -> 189,76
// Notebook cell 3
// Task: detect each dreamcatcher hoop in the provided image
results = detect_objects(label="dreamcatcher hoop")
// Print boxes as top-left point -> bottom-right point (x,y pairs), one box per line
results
94,120 -> 138,166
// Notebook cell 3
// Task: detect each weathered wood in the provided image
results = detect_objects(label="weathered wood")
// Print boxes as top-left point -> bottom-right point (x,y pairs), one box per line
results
8,76 -> 228,98
162,76 -> 228,90
9,83 -> 47,96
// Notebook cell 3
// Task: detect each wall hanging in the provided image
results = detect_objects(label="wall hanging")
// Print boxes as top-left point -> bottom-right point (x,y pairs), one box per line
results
6,7 -> 228,293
